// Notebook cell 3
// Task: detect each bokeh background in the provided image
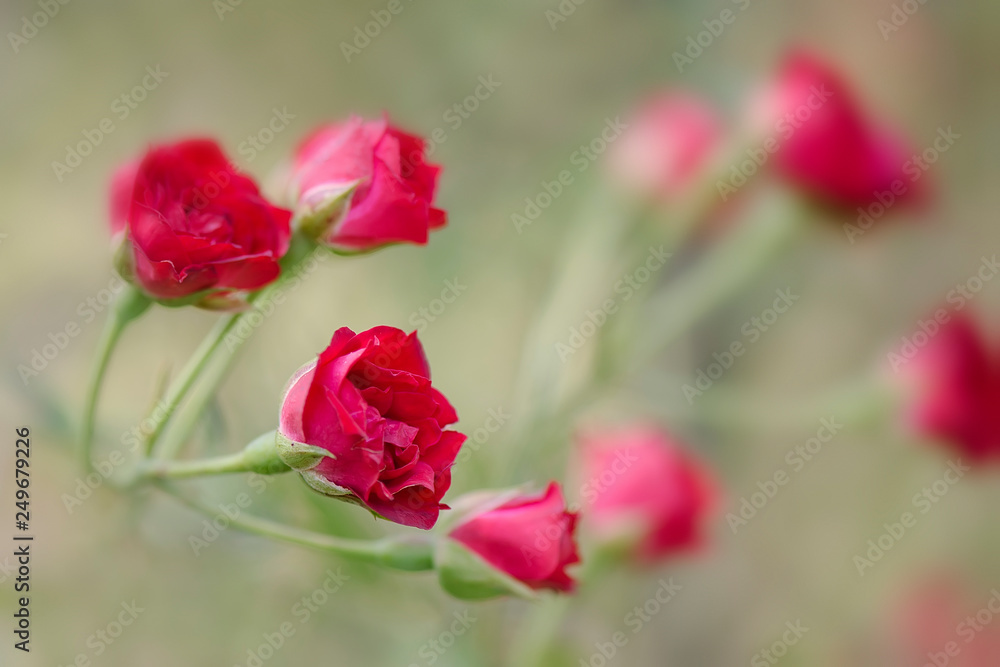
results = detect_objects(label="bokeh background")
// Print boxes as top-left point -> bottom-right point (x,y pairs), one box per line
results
2,0 -> 999,665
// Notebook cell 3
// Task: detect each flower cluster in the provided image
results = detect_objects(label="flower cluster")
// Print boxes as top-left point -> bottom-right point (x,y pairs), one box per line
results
111,117 -> 448,307
84,47 -> 992,629
98,113 -> 580,597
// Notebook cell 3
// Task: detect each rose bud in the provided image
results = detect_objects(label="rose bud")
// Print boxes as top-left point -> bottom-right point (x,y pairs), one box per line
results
110,139 -> 291,308
277,326 -> 465,529
283,115 -> 446,253
437,483 -> 580,599
607,92 -> 723,201
578,426 -> 716,562
900,311 -> 1000,462
749,50 -> 923,214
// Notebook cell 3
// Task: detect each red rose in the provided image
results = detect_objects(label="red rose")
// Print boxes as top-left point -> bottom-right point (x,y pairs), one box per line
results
110,139 -> 291,305
448,483 -> 579,592
578,426 -> 716,561
278,326 -> 464,529
902,312 -> 1000,462
751,51 -> 922,213
608,92 -> 722,200
284,116 -> 446,252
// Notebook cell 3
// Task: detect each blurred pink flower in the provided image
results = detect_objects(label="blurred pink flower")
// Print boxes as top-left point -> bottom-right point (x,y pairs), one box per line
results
893,576 -> 1000,666
578,426 -> 716,561
607,92 -> 723,200
903,312 -> 1000,462
751,50 -> 924,214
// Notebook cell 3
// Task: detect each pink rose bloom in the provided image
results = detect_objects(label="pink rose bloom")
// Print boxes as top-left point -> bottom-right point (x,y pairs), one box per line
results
448,483 -> 580,592
285,115 -> 446,252
608,92 -> 722,199
579,426 -> 716,561
751,50 -> 922,213
110,139 -> 290,305
903,311 -> 1000,462
278,326 -> 465,529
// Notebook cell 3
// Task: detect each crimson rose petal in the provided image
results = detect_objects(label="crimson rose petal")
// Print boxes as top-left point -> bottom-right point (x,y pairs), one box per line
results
448,483 -> 580,592
110,139 -> 291,306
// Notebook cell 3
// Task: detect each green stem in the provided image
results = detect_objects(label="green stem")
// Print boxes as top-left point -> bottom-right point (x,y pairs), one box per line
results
631,191 -> 805,372
148,235 -> 321,460
136,430 -> 289,481
501,167 -> 738,484
693,371 -> 899,430
138,451 -> 264,479
511,547 -> 619,666
155,482 -> 434,570
505,192 -> 807,485
143,314 -> 240,456
81,284 -> 151,472
512,597 -> 573,667
155,336 -> 244,460
502,188 -> 672,484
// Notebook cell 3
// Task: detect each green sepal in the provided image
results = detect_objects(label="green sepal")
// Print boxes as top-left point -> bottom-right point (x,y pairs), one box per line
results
240,430 -> 292,475
435,539 -> 538,601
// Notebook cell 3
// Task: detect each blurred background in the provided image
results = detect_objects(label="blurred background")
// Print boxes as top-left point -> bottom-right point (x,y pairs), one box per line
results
2,0 -> 999,665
